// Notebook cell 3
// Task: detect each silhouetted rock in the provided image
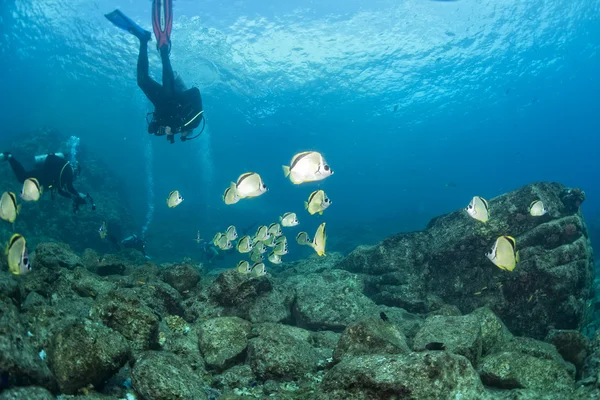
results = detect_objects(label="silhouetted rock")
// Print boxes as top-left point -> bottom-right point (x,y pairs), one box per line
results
545,329 -> 590,377
337,182 -> 594,339
47,320 -> 130,394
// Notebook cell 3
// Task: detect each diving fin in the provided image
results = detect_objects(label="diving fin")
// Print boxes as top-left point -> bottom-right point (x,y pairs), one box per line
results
105,9 -> 151,41
152,0 -> 173,51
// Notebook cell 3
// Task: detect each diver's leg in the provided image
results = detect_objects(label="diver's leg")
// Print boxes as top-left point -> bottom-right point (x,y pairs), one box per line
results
137,39 -> 163,106
7,157 -> 30,183
160,46 -> 175,96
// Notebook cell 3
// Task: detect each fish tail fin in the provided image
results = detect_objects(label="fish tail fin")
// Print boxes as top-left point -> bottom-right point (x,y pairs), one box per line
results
516,251 -> 520,263
319,211 -> 323,215
16,204 -> 21,214
304,201 -> 308,210
282,165 -> 290,178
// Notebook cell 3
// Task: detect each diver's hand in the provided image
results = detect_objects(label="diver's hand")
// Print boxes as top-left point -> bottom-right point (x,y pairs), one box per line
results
165,126 -> 172,135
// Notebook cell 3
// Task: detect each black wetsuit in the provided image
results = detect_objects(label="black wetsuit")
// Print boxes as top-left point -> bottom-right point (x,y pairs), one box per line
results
8,154 -> 86,205
137,41 -> 203,141
121,235 -> 147,256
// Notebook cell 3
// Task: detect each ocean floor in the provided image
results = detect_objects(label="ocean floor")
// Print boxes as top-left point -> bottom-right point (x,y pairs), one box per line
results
1,181 -> 600,400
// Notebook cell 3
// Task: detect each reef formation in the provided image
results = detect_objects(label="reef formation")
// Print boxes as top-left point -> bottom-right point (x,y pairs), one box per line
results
0,182 -> 598,400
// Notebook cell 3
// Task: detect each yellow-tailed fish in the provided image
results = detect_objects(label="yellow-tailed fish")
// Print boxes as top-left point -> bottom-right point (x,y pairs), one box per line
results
254,241 -> 267,254
20,178 -> 43,202
254,225 -> 271,242
167,190 -> 183,208
528,200 -> 548,217
236,235 -> 254,253
217,235 -> 233,250
486,236 -> 519,272
226,225 -> 238,241
275,235 -> 287,248
273,240 -> 288,256
263,235 -> 277,248
223,186 -> 240,205
237,260 -> 251,274
231,172 -> 268,198
0,192 -> 20,223
250,248 -> 264,263
250,262 -> 266,278
311,222 -> 327,256
280,212 -> 299,227
267,223 -> 282,238
268,251 -> 282,264
305,190 -> 332,216
5,234 -> 31,275
282,151 -> 333,184
296,231 -> 311,245
466,196 -> 489,223
98,221 -> 108,240
213,232 -> 224,247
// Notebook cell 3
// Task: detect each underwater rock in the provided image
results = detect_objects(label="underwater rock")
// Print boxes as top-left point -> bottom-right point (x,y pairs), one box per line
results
472,306 -> 514,356
131,351 -> 208,400
160,324 -> 211,384
93,254 -> 127,276
413,314 -> 483,367
0,300 -> 57,392
32,242 -> 82,270
47,320 -> 130,394
0,386 -> 55,400
247,285 -> 294,324
545,329 -> 590,377
67,267 -> 117,299
198,316 -> 252,371
337,182 -> 594,339
287,269 -> 376,331
90,294 -> 160,351
21,291 -> 48,312
478,351 -> 574,393
213,364 -> 256,392
332,316 -> 410,363
321,352 -> 485,399
0,270 -> 20,303
247,323 -> 322,380
162,262 -> 202,293
208,269 -> 273,307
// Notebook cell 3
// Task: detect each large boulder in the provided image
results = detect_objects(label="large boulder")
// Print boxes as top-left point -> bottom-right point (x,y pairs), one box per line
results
337,182 -> 594,339
247,323 -> 322,380
47,320 -> 130,394
321,352 -> 486,399
198,316 -> 251,370
131,351 -> 207,400
286,269 -> 376,331
162,262 -> 202,293
32,242 -> 82,271
333,316 -> 410,362
412,314 -> 483,366
545,329 -> 590,377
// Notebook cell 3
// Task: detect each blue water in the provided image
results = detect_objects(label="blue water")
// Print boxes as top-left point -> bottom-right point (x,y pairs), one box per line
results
0,0 -> 599,263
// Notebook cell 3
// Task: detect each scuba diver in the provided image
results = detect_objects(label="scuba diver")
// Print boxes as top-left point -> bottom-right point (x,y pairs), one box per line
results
105,0 -> 205,144
121,234 -> 149,258
0,152 -> 95,213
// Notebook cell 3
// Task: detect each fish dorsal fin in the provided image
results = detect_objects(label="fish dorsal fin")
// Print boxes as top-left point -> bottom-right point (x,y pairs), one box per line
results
307,190 -> 319,205
530,200 -> 538,208
9,234 -> 22,248
479,197 -> 489,211
8,192 -> 17,208
504,236 -> 517,252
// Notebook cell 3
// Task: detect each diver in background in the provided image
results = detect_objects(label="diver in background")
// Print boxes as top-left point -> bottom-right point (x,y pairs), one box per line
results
121,234 -> 149,258
0,152 -> 94,213
105,0 -> 204,144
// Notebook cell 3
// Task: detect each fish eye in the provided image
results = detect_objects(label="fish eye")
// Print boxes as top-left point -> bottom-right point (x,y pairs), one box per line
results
324,165 -> 330,171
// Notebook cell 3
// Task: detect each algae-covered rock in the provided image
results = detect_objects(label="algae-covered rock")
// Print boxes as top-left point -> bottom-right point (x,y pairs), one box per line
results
90,294 -> 160,351
0,301 -> 57,392
337,182 -> 594,339
287,269 -> 376,331
472,306 -> 513,356
376,306 -> 424,344
208,269 -> 272,307
162,262 -> 201,293
0,386 -> 55,400
479,351 -> 574,393
33,242 -> 82,270
413,314 -> 482,366
332,316 -> 410,362
198,316 -> 251,370
131,351 -> 208,400
247,286 -> 294,324
322,352 -> 485,399
247,323 -> 322,380
68,267 -> 117,299
545,329 -> 590,376
47,320 -> 130,394
213,365 -> 256,391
